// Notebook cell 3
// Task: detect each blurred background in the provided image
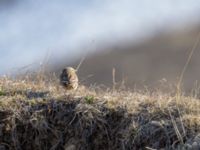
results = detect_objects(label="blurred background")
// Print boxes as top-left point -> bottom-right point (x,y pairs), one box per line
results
1,0 -> 200,91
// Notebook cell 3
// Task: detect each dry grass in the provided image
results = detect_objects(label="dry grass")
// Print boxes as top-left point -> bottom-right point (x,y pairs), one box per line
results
0,75 -> 200,150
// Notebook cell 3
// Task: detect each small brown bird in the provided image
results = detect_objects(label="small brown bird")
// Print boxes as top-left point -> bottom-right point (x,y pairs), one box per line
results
60,67 -> 78,90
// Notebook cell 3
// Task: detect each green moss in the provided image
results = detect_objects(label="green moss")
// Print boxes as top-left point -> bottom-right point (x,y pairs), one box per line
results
0,87 -> 6,96
85,95 -> 94,104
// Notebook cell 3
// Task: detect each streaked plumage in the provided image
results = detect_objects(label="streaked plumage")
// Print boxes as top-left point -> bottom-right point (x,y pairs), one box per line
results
60,67 -> 78,90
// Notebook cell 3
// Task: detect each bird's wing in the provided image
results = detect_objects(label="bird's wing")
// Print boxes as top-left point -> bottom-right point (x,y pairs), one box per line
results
60,73 -> 70,84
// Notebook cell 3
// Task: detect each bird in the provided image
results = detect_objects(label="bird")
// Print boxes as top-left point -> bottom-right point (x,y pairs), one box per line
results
60,67 -> 78,90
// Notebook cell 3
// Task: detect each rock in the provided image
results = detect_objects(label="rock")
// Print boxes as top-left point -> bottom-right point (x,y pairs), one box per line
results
64,144 -> 76,150
192,142 -> 200,150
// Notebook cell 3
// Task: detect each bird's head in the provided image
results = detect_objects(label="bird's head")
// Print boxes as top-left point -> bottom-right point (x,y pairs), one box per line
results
64,67 -> 77,74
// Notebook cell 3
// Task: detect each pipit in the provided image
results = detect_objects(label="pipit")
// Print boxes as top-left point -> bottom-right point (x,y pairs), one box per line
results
60,67 -> 78,90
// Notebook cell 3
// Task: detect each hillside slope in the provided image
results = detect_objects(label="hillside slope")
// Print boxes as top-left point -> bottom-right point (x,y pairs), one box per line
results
0,76 -> 200,149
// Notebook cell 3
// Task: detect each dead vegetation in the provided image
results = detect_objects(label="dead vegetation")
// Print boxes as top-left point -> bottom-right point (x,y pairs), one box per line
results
0,75 -> 200,150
